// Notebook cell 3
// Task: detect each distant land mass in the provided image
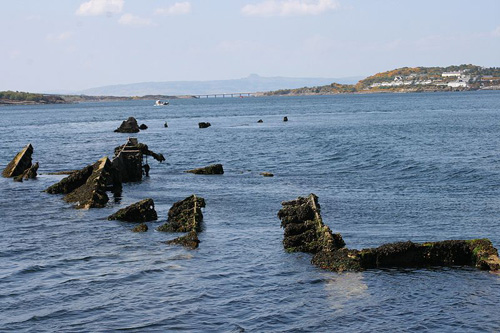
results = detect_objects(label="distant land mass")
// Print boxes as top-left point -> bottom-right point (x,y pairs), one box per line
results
77,74 -> 363,97
2,66 -> 499,105
264,65 -> 500,96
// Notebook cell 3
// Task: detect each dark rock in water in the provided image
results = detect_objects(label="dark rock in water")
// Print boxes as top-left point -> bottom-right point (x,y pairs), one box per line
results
157,195 -> 205,233
283,116 -> 288,122
46,157 -> 121,209
45,165 -> 94,194
132,223 -> 148,233
278,194 -> 345,253
186,164 -> 224,175
108,198 -> 158,222
166,231 -> 200,249
114,117 -> 140,133
199,122 -> 211,128
312,239 -> 500,272
164,122 -> 168,128
13,162 -> 39,182
139,124 -> 148,130
278,194 -> 500,272
2,143 -> 33,178
257,119 -> 263,123
260,172 -> 274,177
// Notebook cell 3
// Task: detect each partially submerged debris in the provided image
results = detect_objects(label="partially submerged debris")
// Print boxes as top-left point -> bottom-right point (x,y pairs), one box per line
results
108,198 -> 158,222
157,195 -> 205,232
278,194 -> 500,272
186,164 -> 224,175
278,194 -> 345,253
158,195 -> 205,249
311,239 -> 500,272
260,172 -> 274,177
114,117 -> 140,133
112,138 -> 165,182
132,223 -> 148,233
198,122 -> 211,128
46,157 -> 121,209
13,162 -> 39,182
283,116 -> 288,122
257,119 -> 263,123
2,143 -> 34,178
46,165 -> 94,194
166,231 -> 200,249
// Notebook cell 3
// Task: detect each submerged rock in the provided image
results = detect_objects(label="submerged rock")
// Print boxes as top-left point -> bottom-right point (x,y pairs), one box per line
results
139,124 -> 148,130
46,157 -> 121,209
157,195 -> 205,232
186,164 -> 224,175
132,223 -> 148,233
278,194 -> 500,272
257,119 -> 263,123
166,231 -> 200,249
198,122 -> 211,128
114,117 -> 140,133
108,198 -> 158,222
2,143 -> 34,178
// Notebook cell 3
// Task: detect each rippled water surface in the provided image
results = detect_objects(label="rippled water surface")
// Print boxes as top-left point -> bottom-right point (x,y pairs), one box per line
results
1,92 -> 500,332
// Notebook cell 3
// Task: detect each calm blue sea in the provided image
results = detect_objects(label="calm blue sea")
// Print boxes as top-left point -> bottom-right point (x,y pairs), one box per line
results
1,92 -> 500,332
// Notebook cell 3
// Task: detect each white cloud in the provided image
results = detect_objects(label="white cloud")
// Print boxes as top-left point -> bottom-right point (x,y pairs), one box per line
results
492,26 -> 500,37
46,31 -> 74,42
242,0 -> 339,17
155,2 -> 192,16
76,0 -> 124,16
118,13 -> 153,26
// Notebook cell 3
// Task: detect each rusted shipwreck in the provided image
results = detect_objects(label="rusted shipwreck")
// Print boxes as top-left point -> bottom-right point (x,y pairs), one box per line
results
2,143 -> 38,181
45,138 -> 164,209
157,195 -> 206,249
278,194 -> 500,272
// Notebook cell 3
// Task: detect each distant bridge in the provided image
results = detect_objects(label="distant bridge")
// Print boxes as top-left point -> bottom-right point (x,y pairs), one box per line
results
194,92 -> 256,98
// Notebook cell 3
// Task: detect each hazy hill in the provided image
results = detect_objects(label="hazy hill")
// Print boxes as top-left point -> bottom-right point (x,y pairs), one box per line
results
78,74 -> 363,97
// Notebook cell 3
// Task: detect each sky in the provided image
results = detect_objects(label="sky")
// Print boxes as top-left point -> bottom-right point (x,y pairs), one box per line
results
0,0 -> 499,92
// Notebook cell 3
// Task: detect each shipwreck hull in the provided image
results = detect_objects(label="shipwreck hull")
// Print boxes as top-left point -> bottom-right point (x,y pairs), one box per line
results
278,194 -> 500,272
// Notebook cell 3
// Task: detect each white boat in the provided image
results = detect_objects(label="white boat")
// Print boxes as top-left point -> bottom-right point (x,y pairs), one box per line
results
154,100 -> 169,106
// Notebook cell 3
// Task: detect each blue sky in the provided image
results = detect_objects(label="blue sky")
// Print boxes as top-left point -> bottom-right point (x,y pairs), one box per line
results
1,0 -> 499,92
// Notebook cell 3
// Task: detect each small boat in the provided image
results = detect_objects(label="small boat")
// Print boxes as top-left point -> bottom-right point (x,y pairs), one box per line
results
154,100 -> 169,106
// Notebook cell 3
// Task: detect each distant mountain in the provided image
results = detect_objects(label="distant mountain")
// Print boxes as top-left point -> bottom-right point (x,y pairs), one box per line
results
78,74 -> 363,97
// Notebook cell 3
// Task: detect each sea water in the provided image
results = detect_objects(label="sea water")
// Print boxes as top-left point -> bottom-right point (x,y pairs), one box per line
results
1,92 -> 500,331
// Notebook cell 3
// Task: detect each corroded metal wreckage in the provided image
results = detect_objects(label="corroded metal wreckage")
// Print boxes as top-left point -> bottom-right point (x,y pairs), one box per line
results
2,143 -> 38,181
45,157 -> 121,209
157,195 -> 206,249
278,194 -> 500,272
108,198 -> 158,222
112,138 -> 165,182
45,138 -> 164,209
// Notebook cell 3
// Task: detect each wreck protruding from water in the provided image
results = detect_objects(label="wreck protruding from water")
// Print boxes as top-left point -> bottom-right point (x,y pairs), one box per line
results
278,194 -> 500,272
158,195 -> 206,249
2,143 -> 36,179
